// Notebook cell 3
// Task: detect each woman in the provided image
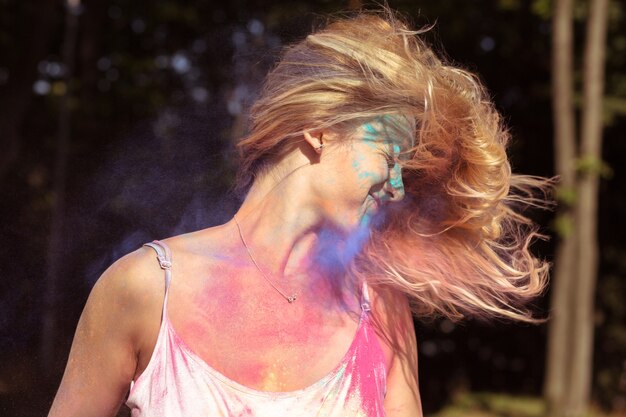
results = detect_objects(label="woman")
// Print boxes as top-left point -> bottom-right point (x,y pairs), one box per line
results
49,9 -> 550,417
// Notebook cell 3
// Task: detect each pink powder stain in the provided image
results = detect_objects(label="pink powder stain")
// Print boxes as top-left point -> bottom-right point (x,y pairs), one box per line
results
170,270 -> 347,391
129,295 -> 388,416
129,241 -> 390,416
345,316 -> 387,416
139,239 -> 388,415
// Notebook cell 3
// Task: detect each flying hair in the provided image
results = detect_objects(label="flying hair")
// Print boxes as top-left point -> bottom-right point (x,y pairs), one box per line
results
236,8 -> 554,324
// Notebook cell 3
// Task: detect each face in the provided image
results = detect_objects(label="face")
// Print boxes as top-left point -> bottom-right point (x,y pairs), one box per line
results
316,115 -> 413,231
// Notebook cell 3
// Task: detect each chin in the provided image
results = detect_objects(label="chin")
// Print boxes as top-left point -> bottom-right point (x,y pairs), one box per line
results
321,198 -> 381,236
337,210 -> 380,237
343,206 -> 375,231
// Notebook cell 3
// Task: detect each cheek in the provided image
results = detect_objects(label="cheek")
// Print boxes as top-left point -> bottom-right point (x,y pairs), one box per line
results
350,154 -> 387,189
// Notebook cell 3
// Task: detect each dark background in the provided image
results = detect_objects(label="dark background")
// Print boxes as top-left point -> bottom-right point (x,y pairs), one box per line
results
0,0 -> 624,416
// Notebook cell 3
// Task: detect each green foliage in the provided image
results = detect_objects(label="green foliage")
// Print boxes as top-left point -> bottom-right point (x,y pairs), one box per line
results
428,392 -> 618,417
553,185 -> 577,238
498,0 -> 522,12
528,0 -> 588,21
530,0 -> 551,20
604,96 -> 626,125
575,155 -> 614,179
428,392 -> 547,417
556,185 -> 578,206
574,0 -> 592,21
553,212 -> 575,238
608,0 -> 625,27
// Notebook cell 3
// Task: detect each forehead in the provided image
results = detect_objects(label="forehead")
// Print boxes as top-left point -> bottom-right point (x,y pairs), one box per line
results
358,115 -> 415,151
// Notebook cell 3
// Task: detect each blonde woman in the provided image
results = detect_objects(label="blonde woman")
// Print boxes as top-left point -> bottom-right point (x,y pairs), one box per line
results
49,9 -> 550,417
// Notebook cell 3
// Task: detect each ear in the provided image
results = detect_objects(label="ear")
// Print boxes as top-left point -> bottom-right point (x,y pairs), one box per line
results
303,130 -> 324,153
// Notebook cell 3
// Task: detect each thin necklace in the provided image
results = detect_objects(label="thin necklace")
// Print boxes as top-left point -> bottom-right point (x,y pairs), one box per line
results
233,215 -> 298,303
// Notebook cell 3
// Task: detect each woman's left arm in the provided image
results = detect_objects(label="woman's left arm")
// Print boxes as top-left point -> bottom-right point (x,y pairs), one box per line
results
378,291 -> 423,417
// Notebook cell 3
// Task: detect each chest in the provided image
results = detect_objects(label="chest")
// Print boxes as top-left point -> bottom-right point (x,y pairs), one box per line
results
163,267 -> 364,391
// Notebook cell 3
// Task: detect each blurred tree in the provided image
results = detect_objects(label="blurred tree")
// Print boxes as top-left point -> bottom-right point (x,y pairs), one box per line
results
545,0 -> 610,416
40,0 -> 82,377
545,0 -> 576,414
0,0 -> 59,180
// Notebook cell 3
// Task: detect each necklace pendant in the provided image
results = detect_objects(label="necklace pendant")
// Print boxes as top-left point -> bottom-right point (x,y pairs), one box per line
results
234,216 -> 301,306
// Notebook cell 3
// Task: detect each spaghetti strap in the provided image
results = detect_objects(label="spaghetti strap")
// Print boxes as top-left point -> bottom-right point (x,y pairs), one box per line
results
143,240 -> 173,314
360,281 -> 371,312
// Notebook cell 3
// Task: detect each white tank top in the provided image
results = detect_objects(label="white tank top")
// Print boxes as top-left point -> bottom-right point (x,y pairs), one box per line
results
126,240 -> 388,417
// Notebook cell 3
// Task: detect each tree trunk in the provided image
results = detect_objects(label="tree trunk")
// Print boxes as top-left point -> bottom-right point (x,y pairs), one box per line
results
0,0 -> 59,180
546,0 -> 609,415
567,0 -> 609,415
40,0 -> 81,376
545,0 -> 577,414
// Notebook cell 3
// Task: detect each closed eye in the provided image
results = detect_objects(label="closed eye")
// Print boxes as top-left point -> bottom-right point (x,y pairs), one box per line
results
381,151 -> 396,169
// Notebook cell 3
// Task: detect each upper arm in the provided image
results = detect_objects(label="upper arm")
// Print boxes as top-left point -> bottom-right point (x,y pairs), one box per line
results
48,248 -> 162,417
373,289 -> 423,417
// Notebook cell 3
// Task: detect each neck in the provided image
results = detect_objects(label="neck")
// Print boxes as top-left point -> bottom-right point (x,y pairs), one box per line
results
232,164 -> 326,279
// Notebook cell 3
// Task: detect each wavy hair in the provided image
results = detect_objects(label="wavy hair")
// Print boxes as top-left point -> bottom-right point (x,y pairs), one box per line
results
236,9 -> 553,323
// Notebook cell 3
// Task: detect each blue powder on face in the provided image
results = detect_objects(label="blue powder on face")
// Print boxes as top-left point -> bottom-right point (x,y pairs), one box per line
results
359,122 -> 406,191
351,152 -> 377,180
388,144 -> 404,190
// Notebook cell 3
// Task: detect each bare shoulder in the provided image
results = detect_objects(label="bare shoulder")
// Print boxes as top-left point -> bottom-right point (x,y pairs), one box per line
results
48,245 -> 168,417
78,244 -> 169,367
109,244 -> 168,289
78,242 -> 179,368
91,245 -> 166,317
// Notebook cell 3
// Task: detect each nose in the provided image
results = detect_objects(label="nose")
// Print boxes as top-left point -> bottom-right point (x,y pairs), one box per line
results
385,166 -> 405,203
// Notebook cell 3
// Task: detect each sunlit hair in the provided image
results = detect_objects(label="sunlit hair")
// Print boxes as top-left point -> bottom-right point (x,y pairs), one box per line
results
236,9 -> 553,324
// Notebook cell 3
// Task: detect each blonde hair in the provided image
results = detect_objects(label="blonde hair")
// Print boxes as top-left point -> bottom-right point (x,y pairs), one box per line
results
237,10 -> 553,323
